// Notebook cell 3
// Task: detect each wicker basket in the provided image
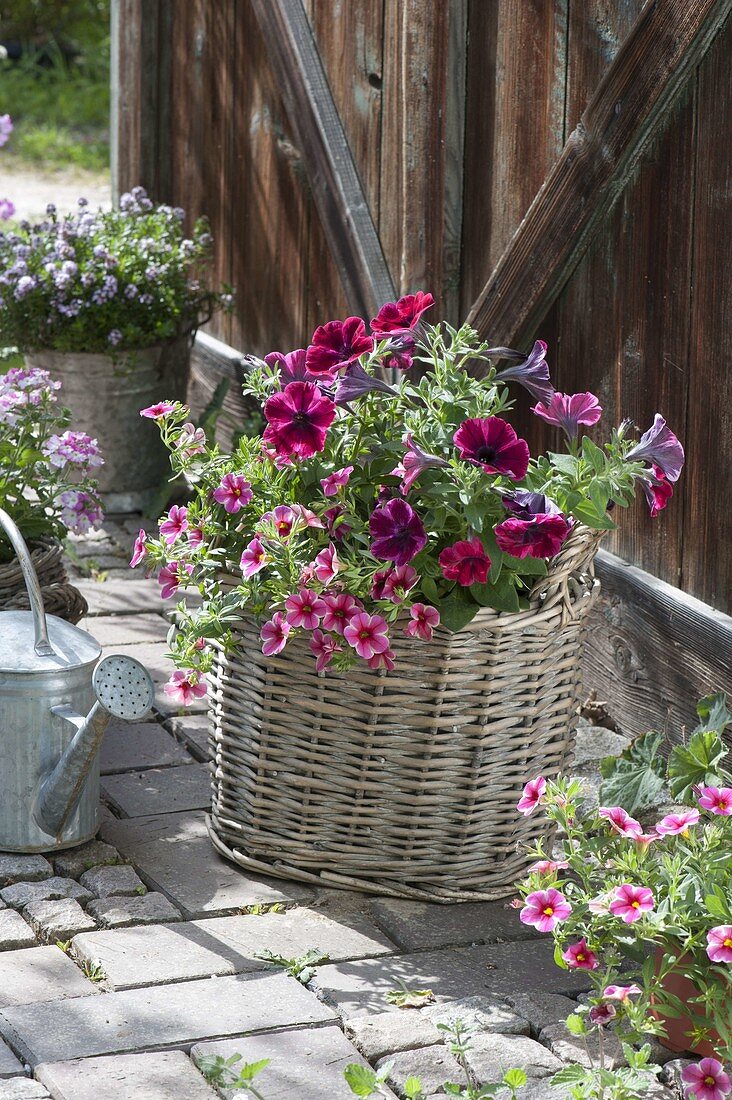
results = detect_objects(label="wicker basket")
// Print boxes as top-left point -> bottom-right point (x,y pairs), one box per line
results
207,524 -> 604,902
0,537 -> 87,625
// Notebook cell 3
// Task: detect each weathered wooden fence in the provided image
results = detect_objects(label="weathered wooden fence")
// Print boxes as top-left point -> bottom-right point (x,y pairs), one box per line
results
112,0 -> 732,735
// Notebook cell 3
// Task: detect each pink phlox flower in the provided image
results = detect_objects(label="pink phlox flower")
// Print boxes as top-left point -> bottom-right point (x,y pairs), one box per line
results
682,1058 -> 731,1100
369,498 -> 427,567
453,416 -> 530,479
130,528 -> 147,568
706,925 -> 732,965
519,888 -> 572,932
176,422 -> 206,456
639,464 -> 674,517
313,543 -> 341,585
528,859 -> 569,875
163,669 -> 207,706
495,339 -> 555,406
698,786 -> 732,816
495,513 -> 571,560
598,806 -> 644,838
140,401 -> 177,419
240,537 -> 269,579
212,472 -> 253,513
321,465 -> 354,496
321,592 -> 360,635
56,490 -> 103,535
370,291 -> 435,336
655,808 -> 700,835
609,883 -> 654,923
439,537 -> 491,587
158,561 -> 193,600
517,776 -> 547,816
531,392 -> 602,441
343,611 -> 390,660
305,316 -> 374,376
562,938 -> 599,971
285,589 -> 327,630
263,381 -> 336,458
589,1003 -> 617,1027
260,612 -> 291,656
392,433 -> 449,494
42,430 -> 104,469
159,504 -> 189,545
405,602 -> 440,642
602,984 -> 641,1002
626,414 -> 685,483
309,628 -> 342,672
367,647 -> 396,671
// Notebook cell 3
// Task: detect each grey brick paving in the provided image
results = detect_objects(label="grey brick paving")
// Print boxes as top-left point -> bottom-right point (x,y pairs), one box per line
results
505,994 -> 579,1037
540,1021 -> 624,1070
0,1039 -> 23,1079
0,879 -> 91,911
0,946 -> 97,1007
101,720 -> 192,774
53,841 -> 121,880
79,865 -> 145,898
376,1045 -> 467,1096
0,1081 -> 50,1099
23,900 -> 95,943
101,764 -> 211,817
75,578 -> 161,615
164,714 -> 210,760
100,811 -> 312,917
81,613 -> 170,647
0,858 -> 52,889
36,1051 -> 218,1099
422,996 -> 529,1036
345,1011 -> 442,1061
86,893 -> 181,928
0,912 -> 36,952
371,898 -> 538,952
0,973 -> 335,1066
465,1033 -> 563,1081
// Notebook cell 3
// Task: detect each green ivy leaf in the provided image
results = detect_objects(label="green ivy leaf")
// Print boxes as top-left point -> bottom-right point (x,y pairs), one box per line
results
667,730 -> 728,800
598,729 -> 666,813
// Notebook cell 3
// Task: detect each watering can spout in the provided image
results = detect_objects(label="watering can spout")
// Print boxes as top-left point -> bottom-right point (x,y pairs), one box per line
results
34,703 -> 110,838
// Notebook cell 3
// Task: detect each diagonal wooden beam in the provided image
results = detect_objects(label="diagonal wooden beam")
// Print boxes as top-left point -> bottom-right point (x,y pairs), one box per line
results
467,0 -> 732,346
250,0 -> 396,320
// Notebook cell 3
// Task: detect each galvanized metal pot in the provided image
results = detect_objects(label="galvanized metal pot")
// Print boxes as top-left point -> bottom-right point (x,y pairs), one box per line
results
25,335 -> 192,513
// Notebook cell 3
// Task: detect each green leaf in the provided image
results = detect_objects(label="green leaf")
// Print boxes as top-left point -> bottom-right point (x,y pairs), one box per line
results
500,552 -> 548,576
385,988 -> 435,1008
239,1059 -> 270,1082
404,1077 -> 425,1099
572,498 -> 616,531
598,729 -> 667,813
668,729 -> 728,800
695,693 -> 732,735
548,452 -> 579,475
470,573 -> 520,612
503,1069 -> 528,1088
344,1064 -> 380,1096
421,575 -> 441,605
565,1013 -> 588,1037
550,1065 -> 587,1085
582,436 -> 607,474
439,588 -> 480,632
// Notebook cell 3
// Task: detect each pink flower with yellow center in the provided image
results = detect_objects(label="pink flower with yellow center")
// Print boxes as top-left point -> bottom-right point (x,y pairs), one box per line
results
321,592 -> 360,635
313,544 -> 341,585
163,669 -> 207,707
517,776 -> 546,816
213,472 -> 253,514
609,883 -> 654,923
519,888 -> 572,933
309,628 -> 342,672
321,465 -> 354,497
158,561 -> 193,600
140,401 -> 177,419
130,528 -> 147,568
681,1058 -> 731,1100
602,984 -> 641,1001
260,612 -> 291,656
598,806 -> 644,838
697,786 -> 732,816
343,611 -> 390,661
284,589 -> 327,630
240,537 -> 269,579
706,925 -> 732,964
528,859 -> 569,875
562,938 -> 599,970
655,808 -> 700,836
405,603 -> 440,642
159,504 -> 188,545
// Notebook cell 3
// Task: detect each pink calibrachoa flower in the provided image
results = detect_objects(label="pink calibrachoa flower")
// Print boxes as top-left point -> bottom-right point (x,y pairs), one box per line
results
367,647 -> 396,671
372,564 -> 418,604
698,786 -> 732,816
655,808 -> 700,835
626,414 -> 685,483
528,859 -> 569,875
176,422 -> 206,457
140,401 -> 177,419
562,938 -> 599,970
321,465 -> 354,496
240,537 -> 269,579
263,381 -> 336,458
159,504 -> 189,544
130,528 -> 147,568
187,526 -> 204,549
291,504 -> 325,530
598,806 -> 644,838
158,561 -> 193,600
517,776 -> 547,816
261,612 -> 291,656
369,498 -> 427,567
520,888 -> 572,933
213,472 -> 253,514
344,611 -> 390,660
438,538 -> 491,587
322,592 -> 360,635
370,291 -> 435,336
163,669 -> 207,707
260,504 -> 298,538
305,317 -> 374,376
706,925 -> 732,964
453,416 -> 530,479
609,884 -> 654,923
310,628 -> 342,672
589,1003 -> 617,1027
313,543 -> 341,585
531,392 -> 603,441
681,1059 -> 731,1100
495,514 -> 571,560
639,464 -> 674,518
284,589 -> 327,630
602,984 -> 641,1001
405,603 -> 440,641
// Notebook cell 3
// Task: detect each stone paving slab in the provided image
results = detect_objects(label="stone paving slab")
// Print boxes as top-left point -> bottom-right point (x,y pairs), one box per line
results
345,1011 -> 442,1061
311,941 -> 591,1019
81,613 -> 170,648
101,720 -> 193,774
164,714 -> 210,760
0,972 -> 335,1066
100,811 -> 312,917
0,1039 -> 23,1080
23,900 -> 95,943
86,893 -> 181,928
191,1024 -> 397,1100
0,858 -> 52,889
71,907 -> 395,990
0,1081 -> 50,1099
571,725 -> 630,768
53,842 -> 121,880
371,898 -> 538,952
75,578 -> 162,616
79,865 -> 145,898
464,1033 -> 563,1081
101,764 -> 212,817
0,947 -> 97,1007
0,880 -> 91,912
36,1051 -> 218,1099
376,1045 -> 466,1096
0,912 -> 36,951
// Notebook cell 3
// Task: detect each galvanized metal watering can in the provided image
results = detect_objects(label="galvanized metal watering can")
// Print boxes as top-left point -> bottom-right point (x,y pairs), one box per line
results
0,508 -> 154,853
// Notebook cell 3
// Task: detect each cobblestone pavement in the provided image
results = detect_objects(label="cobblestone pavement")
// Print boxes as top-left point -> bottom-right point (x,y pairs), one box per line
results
0,519 -> 690,1099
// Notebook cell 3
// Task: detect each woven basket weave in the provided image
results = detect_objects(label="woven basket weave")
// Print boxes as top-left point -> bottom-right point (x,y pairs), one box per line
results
0,538 -> 87,625
207,524 -> 603,902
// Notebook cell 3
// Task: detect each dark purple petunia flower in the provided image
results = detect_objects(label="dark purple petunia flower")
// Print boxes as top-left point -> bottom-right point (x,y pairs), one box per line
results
531,392 -> 602,441
305,317 -> 374,376
453,417 -> 530,480
263,381 -> 336,459
335,363 -> 396,405
265,348 -> 319,386
371,291 -> 435,336
626,414 -> 685,483
495,514 -> 571,560
496,339 -> 555,406
369,497 -> 427,567
501,488 -> 562,519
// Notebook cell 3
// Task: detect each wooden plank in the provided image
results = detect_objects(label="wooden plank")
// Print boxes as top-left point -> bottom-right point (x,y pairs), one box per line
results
466,0 -> 732,345
249,0 -> 395,319
583,551 -> 732,744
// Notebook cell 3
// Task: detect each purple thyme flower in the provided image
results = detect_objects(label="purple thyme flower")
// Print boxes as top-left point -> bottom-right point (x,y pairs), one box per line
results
625,414 -> 685,483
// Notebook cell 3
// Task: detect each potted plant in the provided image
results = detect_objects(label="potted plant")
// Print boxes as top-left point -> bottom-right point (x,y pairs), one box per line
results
0,187 -> 233,511
0,353 -> 103,621
135,293 -> 684,901
514,695 -> 732,1092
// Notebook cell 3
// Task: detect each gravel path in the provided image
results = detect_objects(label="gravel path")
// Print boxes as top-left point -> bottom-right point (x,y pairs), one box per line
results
0,163 -> 110,222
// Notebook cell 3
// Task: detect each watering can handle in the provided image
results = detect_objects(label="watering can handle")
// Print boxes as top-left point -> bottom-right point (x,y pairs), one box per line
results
0,508 -> 53,656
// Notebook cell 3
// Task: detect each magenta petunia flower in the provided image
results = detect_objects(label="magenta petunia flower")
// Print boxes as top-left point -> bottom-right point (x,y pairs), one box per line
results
240,537 -> 269,579
438,537 -> 491,587
517,776 -> 547,816
602,984 -> 641,1001
263,381 -> 336,458
265,348 -> 318,386
321,465 -> 354,497
335,363 -> 396,405
392,433 -> 449,494
453,417 -> 530,479
495,514 -> 571,560
261,612 -> 291,657
626,414 -> 685,483
706,925 -> 732,965
496,339 -> 555,406
158,561 -> 193,600
501,489 -> 562,519
367,647 -> 396,671
313,543 -> 341,585
159,504 -> 188,545
598,806 -> 644,838
284,589 -> 327,630
519,888 -> 572,933
532,392 -> 603,441
589,1003 -> 617,1027
383,334 -> 415,371
609,883 -> 654,923
528,859 -> 569,875
130,528 -> 147,568
163,669 -> 207,707
698,786 -> 732,816
344,611 -> 390,660
369,498 -> 427,567
405,602 -> 440,641
321,592 -> 360,635
639,464 -> 674,517
213,472 -> 253,514
309,628 -> 342,673
140,401 -> 177,419
682,1058 -> 731,1100
655,808 -> 700,835
562,938 -> 599,971
305,317 -> 374,376
371,291 -> 435,336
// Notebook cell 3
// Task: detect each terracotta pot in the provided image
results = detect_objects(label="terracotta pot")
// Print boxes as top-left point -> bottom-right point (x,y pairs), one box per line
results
653,950 -> 722,1057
